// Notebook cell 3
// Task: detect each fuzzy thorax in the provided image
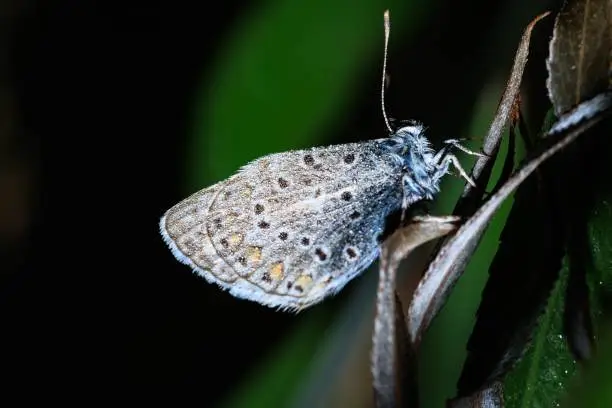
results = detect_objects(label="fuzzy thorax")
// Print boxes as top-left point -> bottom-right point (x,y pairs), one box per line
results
382,124 -> 447,206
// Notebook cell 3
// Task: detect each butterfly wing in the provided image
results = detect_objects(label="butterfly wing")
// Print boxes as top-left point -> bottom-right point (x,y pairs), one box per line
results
160,140 -> 404,310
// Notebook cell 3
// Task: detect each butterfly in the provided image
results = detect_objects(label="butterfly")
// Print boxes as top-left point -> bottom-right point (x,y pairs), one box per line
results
159,11 -> 479,311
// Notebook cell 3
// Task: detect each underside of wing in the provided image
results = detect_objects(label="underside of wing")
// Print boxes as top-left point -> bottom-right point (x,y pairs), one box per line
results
189,141 -> 404,310
160,182 -> 244,287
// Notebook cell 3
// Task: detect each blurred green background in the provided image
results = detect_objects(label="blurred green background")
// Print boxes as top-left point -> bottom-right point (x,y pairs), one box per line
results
1,0 -> 576,406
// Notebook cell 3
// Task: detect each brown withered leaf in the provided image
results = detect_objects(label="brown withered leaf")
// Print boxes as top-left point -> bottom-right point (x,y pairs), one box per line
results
405,13 -> 551,347
408,93 -> 612,347
547,0 -> 612,116
456,12 -> 550,217
373,216 -> 459,408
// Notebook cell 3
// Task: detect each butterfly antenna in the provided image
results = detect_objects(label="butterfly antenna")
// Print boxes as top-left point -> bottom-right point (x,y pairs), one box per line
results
381,10 -> 393,134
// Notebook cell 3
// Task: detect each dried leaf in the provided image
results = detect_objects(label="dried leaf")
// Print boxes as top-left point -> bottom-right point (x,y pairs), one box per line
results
411,14 -> 551,361
372,216 -> 459,408
456,12 -> 550,217
548,92 -> 612,133
408,93 -> 612,347
547,0 -> 612,116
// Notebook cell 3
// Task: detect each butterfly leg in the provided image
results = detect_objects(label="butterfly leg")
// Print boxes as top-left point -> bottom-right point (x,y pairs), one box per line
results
437,154 -> 477,187
442,139 -> 488,158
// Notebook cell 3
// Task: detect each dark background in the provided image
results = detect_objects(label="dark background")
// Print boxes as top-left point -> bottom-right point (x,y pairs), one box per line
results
1,0 -> 557,404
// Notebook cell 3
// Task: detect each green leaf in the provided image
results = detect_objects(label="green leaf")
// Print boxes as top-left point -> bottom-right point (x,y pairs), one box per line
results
506,185 -> 612,408
504,260 -> 577,408
505,120 -> 612,408
585,195 -> 612,337
563,326 -> 612,408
